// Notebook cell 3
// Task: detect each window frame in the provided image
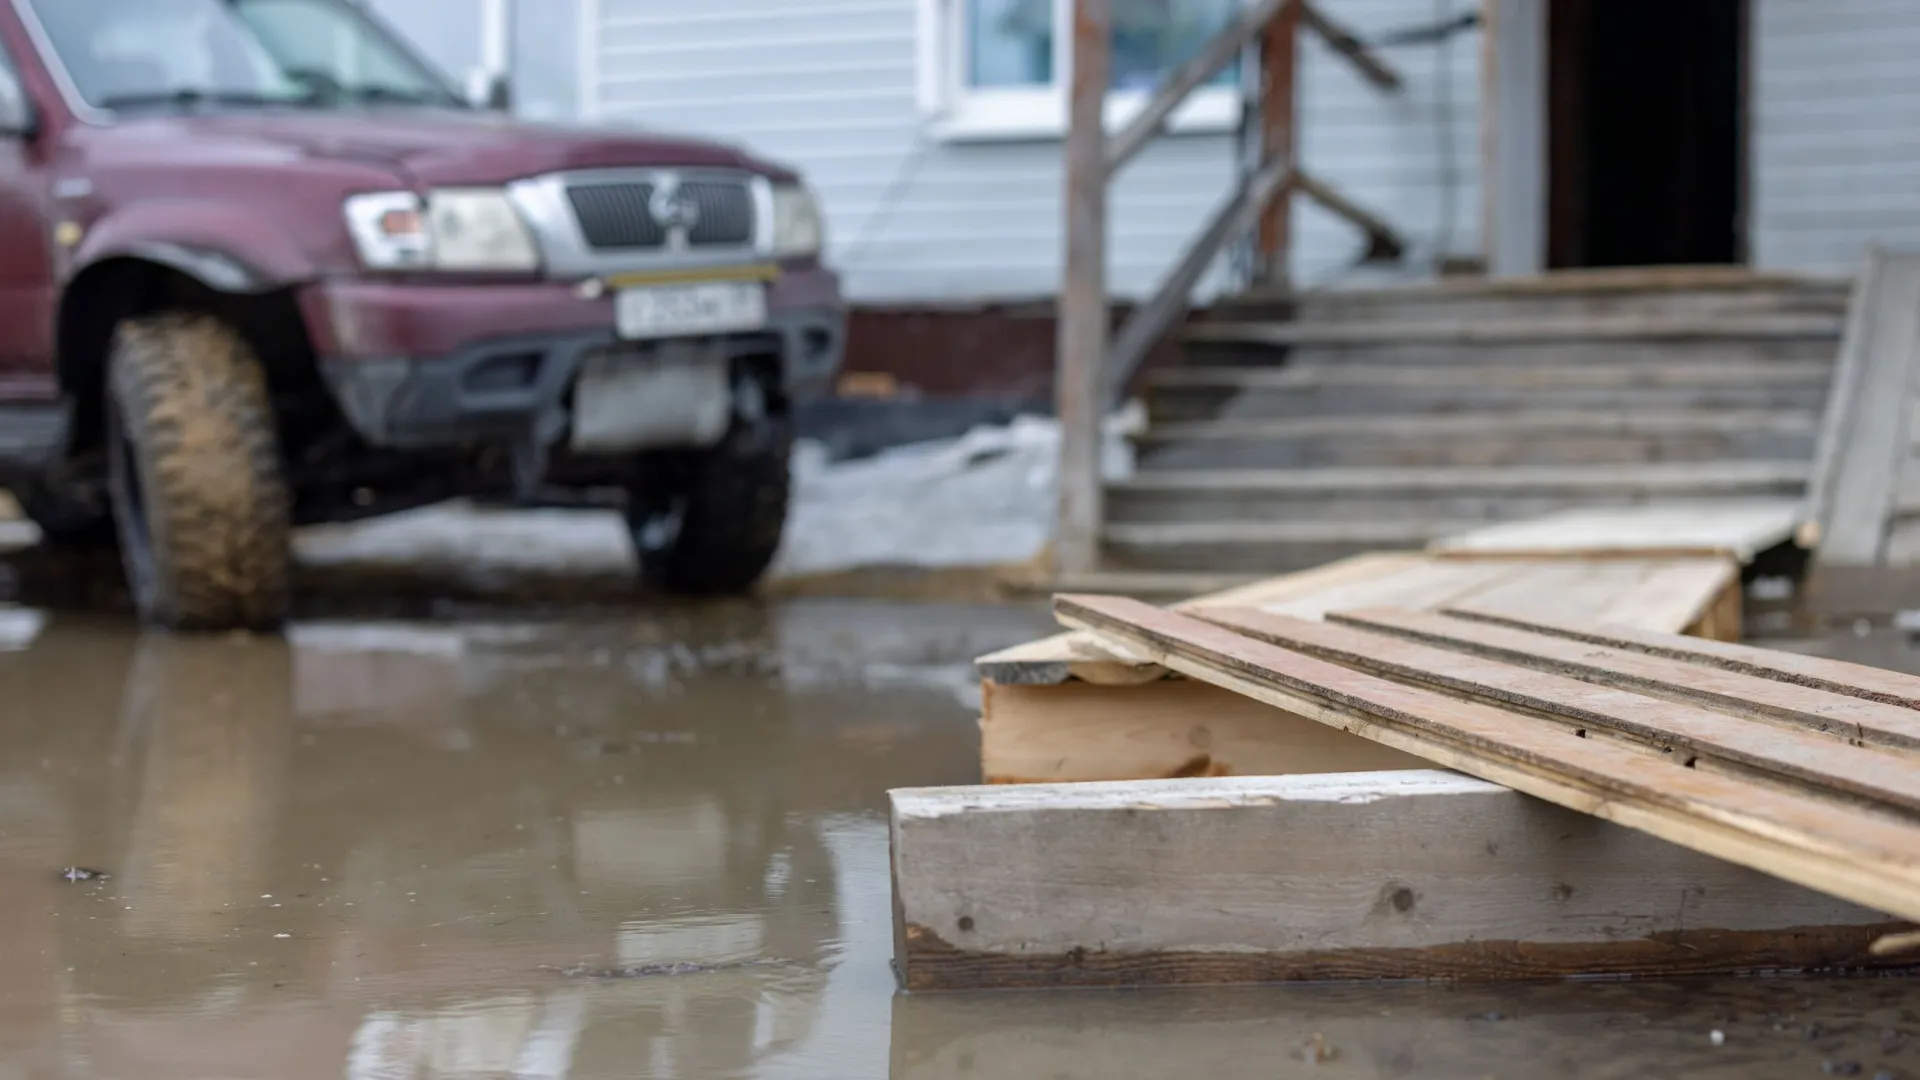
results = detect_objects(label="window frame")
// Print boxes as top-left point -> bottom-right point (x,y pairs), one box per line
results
915,0 -> 1247,143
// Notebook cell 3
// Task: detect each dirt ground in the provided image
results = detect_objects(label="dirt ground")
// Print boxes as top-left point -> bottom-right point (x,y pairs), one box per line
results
0,525 -> 1912,1079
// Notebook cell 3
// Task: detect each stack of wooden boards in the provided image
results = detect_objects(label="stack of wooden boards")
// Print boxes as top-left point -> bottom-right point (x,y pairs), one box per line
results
890,512 -> 1920,992
976,548 -> 1750,785
894,591 -> 1920,991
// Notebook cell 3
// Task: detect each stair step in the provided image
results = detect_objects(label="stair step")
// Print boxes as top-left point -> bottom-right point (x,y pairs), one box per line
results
1101,520 -> 1456,574
1106,462 -> 1809,524
1141,410 -> 1817,441
1152,361 -> 1833,391
1133,410 -> 1819,469
1211,279 -> 1852,325
1181,339 -> 1839,368
1105,519 -> 1457,545
1147,364 -> 1831,421
1185,312 -> 1845,347
1115,461 -> 1808,495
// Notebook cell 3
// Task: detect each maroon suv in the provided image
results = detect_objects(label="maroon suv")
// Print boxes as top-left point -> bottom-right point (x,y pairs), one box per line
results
0,0 -> 845,630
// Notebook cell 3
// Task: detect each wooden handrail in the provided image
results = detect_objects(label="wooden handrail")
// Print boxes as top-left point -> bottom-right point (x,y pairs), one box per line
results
1105,0 -> 1402,178
1293,169 -> 1406,262
1104,157 -> 1295,407
1106,0 -> 1293,177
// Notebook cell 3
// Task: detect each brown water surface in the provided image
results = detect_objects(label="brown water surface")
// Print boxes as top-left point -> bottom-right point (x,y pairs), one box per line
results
0,591 -> 1910,1079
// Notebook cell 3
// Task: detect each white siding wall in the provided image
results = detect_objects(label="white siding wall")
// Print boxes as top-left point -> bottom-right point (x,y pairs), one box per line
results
1751,0 -> 1920,272
586,0 -> 1482,304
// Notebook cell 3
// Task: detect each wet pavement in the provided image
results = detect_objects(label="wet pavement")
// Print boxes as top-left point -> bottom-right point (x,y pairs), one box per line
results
0,580 -> 1912,1078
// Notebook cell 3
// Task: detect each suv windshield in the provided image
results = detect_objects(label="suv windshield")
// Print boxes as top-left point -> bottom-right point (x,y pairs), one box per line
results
24,0 -> 466,112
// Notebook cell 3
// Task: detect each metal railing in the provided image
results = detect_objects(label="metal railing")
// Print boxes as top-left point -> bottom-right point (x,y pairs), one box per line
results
1054,0 -> 1409,574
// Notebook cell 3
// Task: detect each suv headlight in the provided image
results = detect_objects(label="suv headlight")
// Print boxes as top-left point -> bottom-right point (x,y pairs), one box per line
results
771,183 -> 824,258
344,189 -> 540,272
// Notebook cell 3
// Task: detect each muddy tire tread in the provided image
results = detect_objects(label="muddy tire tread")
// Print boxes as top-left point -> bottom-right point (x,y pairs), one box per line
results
108,313 -> 292,630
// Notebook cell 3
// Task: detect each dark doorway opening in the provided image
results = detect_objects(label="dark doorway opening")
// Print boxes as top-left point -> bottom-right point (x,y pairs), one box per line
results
1547,0 -> 1746,269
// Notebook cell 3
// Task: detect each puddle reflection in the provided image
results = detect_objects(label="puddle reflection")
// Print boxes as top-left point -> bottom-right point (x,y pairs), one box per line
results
0,600 -> 1020,1079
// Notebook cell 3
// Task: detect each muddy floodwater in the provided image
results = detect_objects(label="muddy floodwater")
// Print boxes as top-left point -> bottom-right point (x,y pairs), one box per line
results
0,590 -> 1913,1079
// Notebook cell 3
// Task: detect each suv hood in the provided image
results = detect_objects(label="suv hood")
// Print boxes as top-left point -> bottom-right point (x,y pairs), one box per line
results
84,108 -> 796,187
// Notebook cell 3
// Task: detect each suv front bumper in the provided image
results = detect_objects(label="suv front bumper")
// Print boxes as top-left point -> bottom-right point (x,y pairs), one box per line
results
300,266 -> 844,451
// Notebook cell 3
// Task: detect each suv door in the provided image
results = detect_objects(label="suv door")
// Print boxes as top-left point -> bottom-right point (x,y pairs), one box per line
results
0,38 -> 55,391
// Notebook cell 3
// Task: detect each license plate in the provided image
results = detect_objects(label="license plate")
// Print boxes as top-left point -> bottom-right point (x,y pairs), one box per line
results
571,342 -> 732,453
615,282 -> 766,340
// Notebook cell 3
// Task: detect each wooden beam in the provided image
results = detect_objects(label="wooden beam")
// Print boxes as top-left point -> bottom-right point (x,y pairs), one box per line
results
981,677 -> 1425,784
1297,1 -> 1401,91
890,771 -> 1903,991
1484,0 -> 1549,277
1799,244 -> 1885,550
1255,0 -> 1300,286
1808,248 -> 1920,565
1052,595 -> 1920,924
1053,0 -> 1111,576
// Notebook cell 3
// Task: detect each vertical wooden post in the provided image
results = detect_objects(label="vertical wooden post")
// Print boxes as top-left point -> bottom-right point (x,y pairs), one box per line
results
1255,1 -> 1300,288
1055,0 -> 1111,577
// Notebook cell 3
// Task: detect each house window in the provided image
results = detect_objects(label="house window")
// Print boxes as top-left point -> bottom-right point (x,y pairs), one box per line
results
918,0 -> 1246,142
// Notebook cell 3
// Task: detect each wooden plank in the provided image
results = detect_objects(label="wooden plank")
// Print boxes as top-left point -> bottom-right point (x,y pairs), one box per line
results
1431,501 -> 1803,561
1052,0 -> 1109,576
1051,594 -> 1920,923
1800,246 -> 1884,549
890,771 -> 1902,991
1330,607 -> 1920,752
1814,250 -> 1920,564
979,555 -> 1736,690
1183,312 -> 1844,346
976,552 -> 1423,686
1254,0 -> 1298,285
1194,607 -> 1920,815
1441,606 -> 1920,711
980,679 -> 1424,784
1601,561 -> 1741,634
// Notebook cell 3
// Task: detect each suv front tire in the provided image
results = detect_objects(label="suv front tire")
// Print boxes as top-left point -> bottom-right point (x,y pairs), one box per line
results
626,416 -> 792,596
105,313 -> 294,631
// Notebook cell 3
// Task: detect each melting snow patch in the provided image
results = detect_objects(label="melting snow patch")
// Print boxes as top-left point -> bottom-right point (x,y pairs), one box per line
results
286,411 -> 1138,582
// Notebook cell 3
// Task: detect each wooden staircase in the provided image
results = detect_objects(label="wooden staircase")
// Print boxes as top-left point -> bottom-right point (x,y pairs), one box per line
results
1105,269 -> 1852,575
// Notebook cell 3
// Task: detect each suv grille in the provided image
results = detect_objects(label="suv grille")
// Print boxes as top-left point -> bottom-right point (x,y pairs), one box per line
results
565,179 -> 755,251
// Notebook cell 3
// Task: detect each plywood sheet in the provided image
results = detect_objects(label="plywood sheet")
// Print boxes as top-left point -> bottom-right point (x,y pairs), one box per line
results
1429,500 -> 1803,561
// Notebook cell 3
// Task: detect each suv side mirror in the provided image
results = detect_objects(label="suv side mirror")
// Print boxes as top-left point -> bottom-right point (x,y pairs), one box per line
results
465,68 -> 513,113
